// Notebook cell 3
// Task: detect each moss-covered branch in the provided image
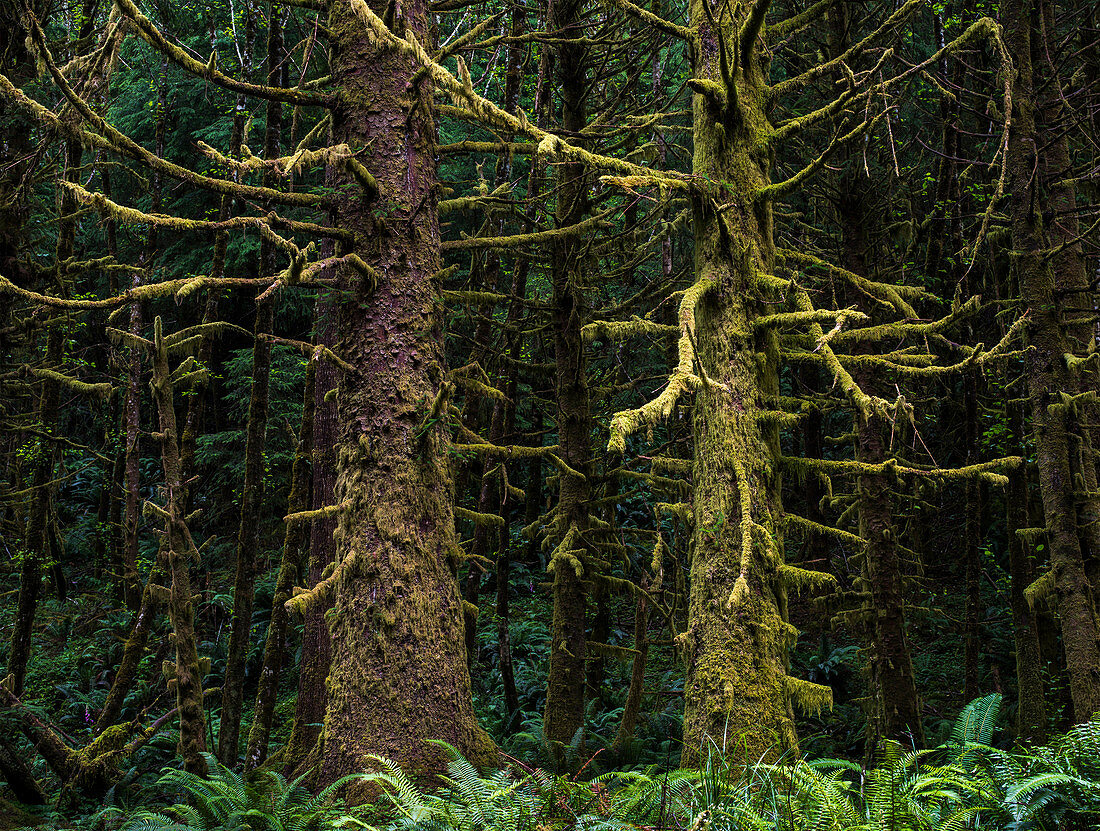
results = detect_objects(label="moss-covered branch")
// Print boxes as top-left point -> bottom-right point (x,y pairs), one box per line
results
0,36 -> 319,208
607,278 -> 716,453
769,0 -> 922,99
348,0 -> 689,188
782,455 -> 1022,487
768,0 -> 839,42
595,0 -> 692,41
113,0 -> 331,107
582,316 -> 679,344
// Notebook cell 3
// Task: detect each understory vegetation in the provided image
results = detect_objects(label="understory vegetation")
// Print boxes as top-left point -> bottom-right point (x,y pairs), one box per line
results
59,703 -> 1100,831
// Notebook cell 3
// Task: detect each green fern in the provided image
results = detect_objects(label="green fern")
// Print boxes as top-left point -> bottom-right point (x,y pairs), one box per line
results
950,694 -> 1002,746
95,753 -> 371,831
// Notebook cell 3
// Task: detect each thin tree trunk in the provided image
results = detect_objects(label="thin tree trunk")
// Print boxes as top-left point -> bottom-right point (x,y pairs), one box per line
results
148,317 -> 208,774
544,0 -> 593,764
857,412 -> 925,746
963,368 -> 983,701
1007,395 -> 1046,741
219,8 -> 284,761
245,361 -> 314,770
0,736 -> 45,805
96,547 -> 168,730
6,131 -> 79,694
281,309 -> 337,775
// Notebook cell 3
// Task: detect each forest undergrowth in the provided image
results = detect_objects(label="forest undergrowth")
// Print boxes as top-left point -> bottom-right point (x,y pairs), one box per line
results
14,699 -> 1100,831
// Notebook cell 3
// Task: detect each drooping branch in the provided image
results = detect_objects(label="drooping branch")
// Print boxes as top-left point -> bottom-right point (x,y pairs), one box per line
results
348,0 -> 689,189
595,0 -> 693,42
769,0 -> 923,98
768,0 -> 839,42
606,277 -> 717,453
0,52 -> 319,208
113,0 -> 332,108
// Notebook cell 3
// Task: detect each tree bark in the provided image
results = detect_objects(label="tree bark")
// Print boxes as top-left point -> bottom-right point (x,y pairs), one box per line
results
317,0 -> 495,790
680,0 -> 801,765
1004,0 -> 1100,723
245,360 -> 314,770
544,0 -> 593,766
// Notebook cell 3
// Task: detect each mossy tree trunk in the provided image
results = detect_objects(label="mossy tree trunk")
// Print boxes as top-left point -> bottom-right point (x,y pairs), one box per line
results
1035,0 -> 1100,593
1004,0 -> 1100,724
680,0 -> 798,766
544,0 -> 593,763
148,318 -> 208,775
317,0 -> 495,789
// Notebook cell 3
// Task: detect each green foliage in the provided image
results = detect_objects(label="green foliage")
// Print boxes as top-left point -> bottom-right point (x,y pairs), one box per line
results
357,719 -> 1100,831
949,693 -> 1002,747
94,753 -> 371,831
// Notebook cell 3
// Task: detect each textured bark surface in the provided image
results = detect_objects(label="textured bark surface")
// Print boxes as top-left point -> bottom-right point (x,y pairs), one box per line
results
544,0 -> 592,762
680,0 -> 797,766
319,0 -> 495,791
1004,0 -> 1100,723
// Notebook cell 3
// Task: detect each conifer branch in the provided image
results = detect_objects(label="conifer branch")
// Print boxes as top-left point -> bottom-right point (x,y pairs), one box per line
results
606,277 -> 717,454
348,0 -> 688,189
768,0 -> 839,42
595,0 -> 693,41
769,0 -> 922,98
0,35 -> 319,208
113,0 -> 332,107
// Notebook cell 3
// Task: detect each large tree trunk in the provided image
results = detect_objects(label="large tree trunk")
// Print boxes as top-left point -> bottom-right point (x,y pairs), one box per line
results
1004,0 -> 1100,723
316,0 -> 495,790
680,0 -> 798,766
1034,0 -> 1100,593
